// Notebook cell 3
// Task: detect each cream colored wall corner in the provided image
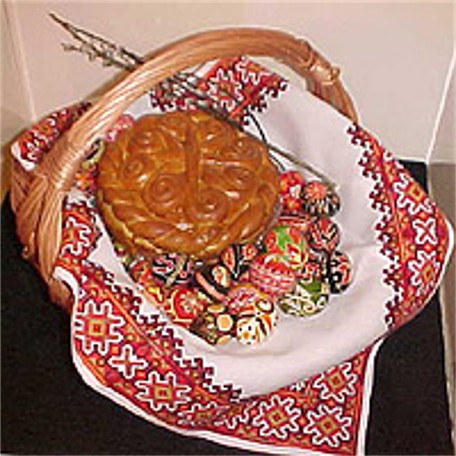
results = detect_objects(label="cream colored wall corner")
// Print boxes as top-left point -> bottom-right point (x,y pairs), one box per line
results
1,1 -> 34,200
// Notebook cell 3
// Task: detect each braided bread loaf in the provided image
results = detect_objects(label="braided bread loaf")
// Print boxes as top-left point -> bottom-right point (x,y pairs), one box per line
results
97,110 -> 280,260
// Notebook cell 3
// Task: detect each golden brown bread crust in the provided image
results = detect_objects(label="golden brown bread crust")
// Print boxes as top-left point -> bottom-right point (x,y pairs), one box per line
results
97,110 -> 279,260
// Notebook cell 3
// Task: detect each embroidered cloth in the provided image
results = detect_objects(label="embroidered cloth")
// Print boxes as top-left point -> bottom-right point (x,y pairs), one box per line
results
11,57 -> 453,455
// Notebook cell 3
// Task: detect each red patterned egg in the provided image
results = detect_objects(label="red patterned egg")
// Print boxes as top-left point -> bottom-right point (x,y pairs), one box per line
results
276,213 -> 315,236
263,225 -> 309,270
249,253 -> 296,297
128,258 -> 165,302
224,282 -> 271,315
129,258 -> 166,309
307,218 -> 341,253
301,181 -> 340,217
220,243 -> 259,280
279,170 -> 306,215
236,298 -> 278,345
129,258 -> 153,283
164,287 -> 209,328
327,250 -> 353,293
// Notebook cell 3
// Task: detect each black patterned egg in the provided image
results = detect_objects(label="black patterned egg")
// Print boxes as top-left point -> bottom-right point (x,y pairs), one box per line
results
327,250 -> 353,293
301,181 -> 340,217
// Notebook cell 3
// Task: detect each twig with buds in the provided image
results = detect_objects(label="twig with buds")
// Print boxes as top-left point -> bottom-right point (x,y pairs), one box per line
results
49,12 -> 141,70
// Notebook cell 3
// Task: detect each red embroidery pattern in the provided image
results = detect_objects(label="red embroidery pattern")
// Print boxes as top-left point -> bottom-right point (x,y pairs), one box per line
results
348,124 -> 450,329
150,56 -> 288,124
74,162 -> 98,197
56,200 -> 101,277
14,103 -> 90,167
72,258 -> 371,454
202,57 -> 288,121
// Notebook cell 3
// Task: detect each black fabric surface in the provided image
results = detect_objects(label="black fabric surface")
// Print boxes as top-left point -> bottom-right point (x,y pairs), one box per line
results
1,161 -> 453,455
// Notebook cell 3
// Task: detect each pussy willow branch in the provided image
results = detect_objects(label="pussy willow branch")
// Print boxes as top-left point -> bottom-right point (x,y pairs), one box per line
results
49,12 -> 140,70
49,12 -> 337,188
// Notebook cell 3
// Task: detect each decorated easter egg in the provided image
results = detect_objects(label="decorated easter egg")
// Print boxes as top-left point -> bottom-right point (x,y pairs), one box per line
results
236,298 -> 278,345
129,258 -> 166,309
276,213 -> 315,236
190,303 -> 235,345
151,252 -> 195,286
249,253 -> 296,297
195,263 -> 232,301
129,257 -> 153,284
327,250 -> 353,293
220,243 -> 259,280
298,251 -> 328,282
278,278 -> 330,317
279,170 -> 306,214
164,286 -> 209,328
263,225 -> 309,270
301,181 -> 340,217
224,282 -> 272,315
307,218 -> 341,253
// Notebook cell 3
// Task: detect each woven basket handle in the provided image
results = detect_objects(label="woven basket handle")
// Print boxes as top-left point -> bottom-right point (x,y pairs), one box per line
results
15,27 -> 357,308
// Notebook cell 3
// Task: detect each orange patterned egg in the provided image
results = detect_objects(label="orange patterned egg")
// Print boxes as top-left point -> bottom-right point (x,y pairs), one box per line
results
97,110 -> 279,260
236,297 -> 278,345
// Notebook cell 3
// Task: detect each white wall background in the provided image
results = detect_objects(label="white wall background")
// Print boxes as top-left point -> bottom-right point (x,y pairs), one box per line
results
1,1 -> 33,144
1,1 -> 454,162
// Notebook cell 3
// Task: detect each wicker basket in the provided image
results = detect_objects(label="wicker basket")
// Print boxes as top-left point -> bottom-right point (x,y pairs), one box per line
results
10,28 -> 357,311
